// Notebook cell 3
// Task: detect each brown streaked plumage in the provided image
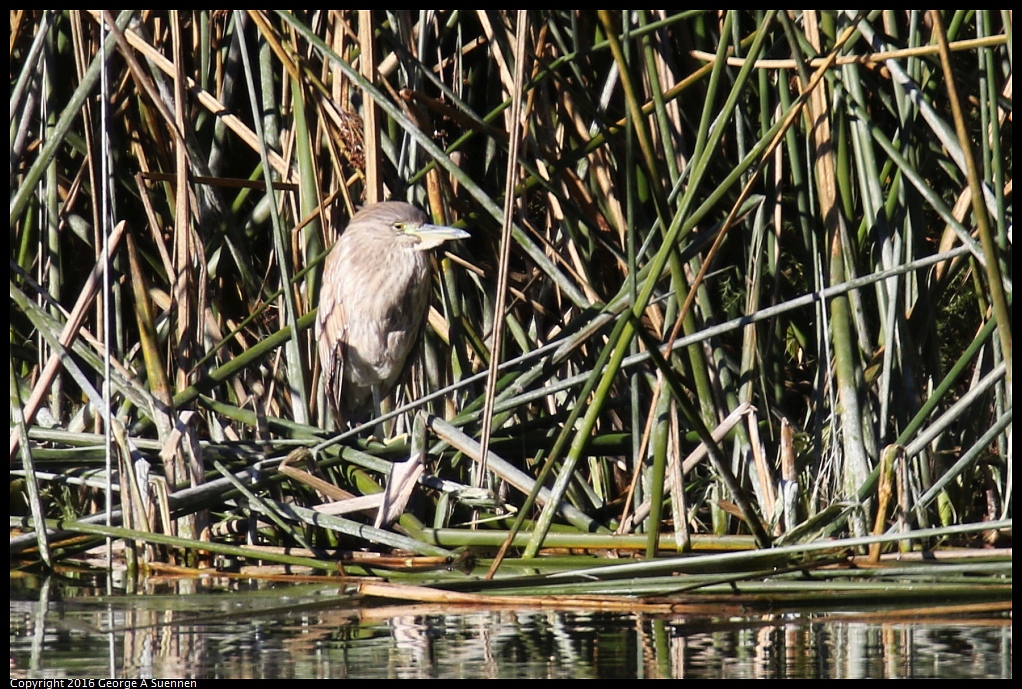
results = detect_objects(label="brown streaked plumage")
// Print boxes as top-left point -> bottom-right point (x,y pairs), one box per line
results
316,201 -> 469,426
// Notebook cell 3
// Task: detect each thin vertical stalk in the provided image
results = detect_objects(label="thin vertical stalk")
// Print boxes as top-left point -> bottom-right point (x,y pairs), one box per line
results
236,11 -> 310,425
931,10 -> 1012,406
803,13 -> 871,522
645,373 -> 671,557
10,11 -> 134,225
11,353 -> 51,567
477,10 -> 529,486
42,19 -> 63,427
359,10 -> 381,204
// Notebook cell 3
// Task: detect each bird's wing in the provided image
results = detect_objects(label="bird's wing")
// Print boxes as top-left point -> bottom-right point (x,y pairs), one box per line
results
373,257 -> 435,406
318,296 -> 349,426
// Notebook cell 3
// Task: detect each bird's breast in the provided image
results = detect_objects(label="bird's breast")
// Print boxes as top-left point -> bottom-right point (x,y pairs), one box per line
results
334,247 -> 431,380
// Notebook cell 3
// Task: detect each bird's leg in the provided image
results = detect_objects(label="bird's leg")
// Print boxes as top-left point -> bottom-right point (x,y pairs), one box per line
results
370,386 -> 386,440
367,389 -> 409,445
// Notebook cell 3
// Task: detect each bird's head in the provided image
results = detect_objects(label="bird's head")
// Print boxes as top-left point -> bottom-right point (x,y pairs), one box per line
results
350,201 -> 469,250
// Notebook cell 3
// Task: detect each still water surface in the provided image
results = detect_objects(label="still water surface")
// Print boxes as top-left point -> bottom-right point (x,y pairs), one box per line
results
10,573 -> 1011,679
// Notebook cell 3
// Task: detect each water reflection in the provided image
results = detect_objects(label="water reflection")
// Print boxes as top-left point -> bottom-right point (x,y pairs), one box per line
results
10,574 -> 1011,679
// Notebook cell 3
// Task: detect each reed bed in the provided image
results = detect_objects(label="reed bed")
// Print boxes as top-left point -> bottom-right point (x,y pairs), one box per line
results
10,11 -> 1012,600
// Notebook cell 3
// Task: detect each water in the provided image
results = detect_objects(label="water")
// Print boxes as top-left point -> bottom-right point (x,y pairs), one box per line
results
10,573 -> 1011,679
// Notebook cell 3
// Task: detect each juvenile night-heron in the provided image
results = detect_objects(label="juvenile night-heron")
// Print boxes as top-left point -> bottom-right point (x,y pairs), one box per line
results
316,201 -> 469,427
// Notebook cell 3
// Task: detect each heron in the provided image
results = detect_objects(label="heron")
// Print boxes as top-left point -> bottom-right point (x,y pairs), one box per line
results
316,201 -> 470,427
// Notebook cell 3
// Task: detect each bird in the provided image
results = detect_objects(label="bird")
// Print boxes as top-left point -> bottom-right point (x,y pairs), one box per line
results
315,201 -> 470,427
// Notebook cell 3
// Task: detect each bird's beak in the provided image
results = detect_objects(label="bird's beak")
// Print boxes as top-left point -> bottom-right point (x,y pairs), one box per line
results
407,223 -> 471,250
